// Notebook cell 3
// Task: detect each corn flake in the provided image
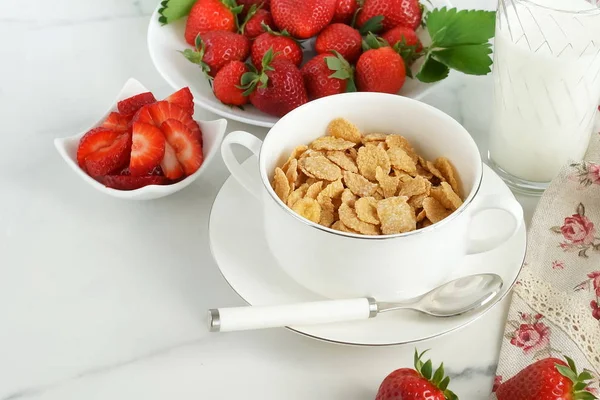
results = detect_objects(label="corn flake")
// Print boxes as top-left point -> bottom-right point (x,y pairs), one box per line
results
287,183 -> 309,207
273,167 -> 290,203
346,147 -> 358,161
357,144 -> 391,181
376,196 -> 416,234
408,193 -> 427,209
318,195 -> 336,227
338,203 -> 380,235
285,158 -> 298,186
291,198 -> 321,223
434,157 -> 461,196
375,166 -> 399,198
318,179 -> 344,201
423,196 -> 452,223
327,118 -> 362,143
311,136 -> 357,151
355,197 -> 380,225
341,188 -> 358,206
343,171 -> 378,197
398,175 -> 431,198
331,220 -> 358,233
326,150 -> 359,173
305,181 -> 324,199
388,147 -> 417,175
282,146 -> 307,171
362,133 -> 387,143
299,155 -> 342,181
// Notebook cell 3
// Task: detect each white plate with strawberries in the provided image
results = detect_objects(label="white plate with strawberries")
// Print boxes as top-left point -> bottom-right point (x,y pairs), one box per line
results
146,0 -> 500,128
54,78 -> 227,200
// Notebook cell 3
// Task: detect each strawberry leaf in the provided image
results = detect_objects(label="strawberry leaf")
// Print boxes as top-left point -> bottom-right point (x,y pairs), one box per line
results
427,8 -> 496,47
578,371 -> 594,381
416,55 -> 449,83
573,392 -> 598,400
421,360 -> 433,380
556,364 -> 578,382
432,363 -> 445,385
358,16 -> 384,35
158,0 -> 196,25
431,43 -> 493,75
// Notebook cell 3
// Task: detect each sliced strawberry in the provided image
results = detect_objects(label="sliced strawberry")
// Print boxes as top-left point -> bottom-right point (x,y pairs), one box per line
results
84,133 -> 131,177
102,112 -> 130,132
129,122 -> 166,176
161,119 -> 204,175
117,92 -> 157,117
77,127 -> 123,169
160,141 -> 185,180
130,104 -> 154,126
148,101 -> 203,145
100,175 -> 168,190
164,88 -> 194,116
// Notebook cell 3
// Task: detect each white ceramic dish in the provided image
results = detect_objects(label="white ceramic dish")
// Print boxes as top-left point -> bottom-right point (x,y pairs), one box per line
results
54,78 -> 227,200
209,157 -> 527,346
147,0 -> 452,128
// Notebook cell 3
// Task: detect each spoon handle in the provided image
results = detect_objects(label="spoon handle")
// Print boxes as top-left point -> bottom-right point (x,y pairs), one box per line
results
208,298 -> 377,332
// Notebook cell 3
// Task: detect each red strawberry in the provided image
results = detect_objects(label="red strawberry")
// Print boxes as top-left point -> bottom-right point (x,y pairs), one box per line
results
241,8 -> 276,39
270,0 -> 337,39
315,23 -> 362,63
160,142 -> 185,180
164,87 -> 194,115
251,29 -> 303,68
237,0 -> 270,15
301,52 -> 355,100
213,61 -> 250,106
496,356 -> 598,400
184,0 -> 242,46
130,104 -> 154,126
129,122 -> 166,176
182,31 -> 250,78
100,175 -> 168,190
84,133 -> 131,177
356,36 -> 406,93
357,0 -> 422,31
382,25 -> 422,51
331,0 -> 358,24
375,350 -> 457,400
242,49 -> 307,117
161,120 -> 204,175
147,101 -> 203,145
77,127 -> 123,169
102,112 -> 130,132
117,92 -> 156,117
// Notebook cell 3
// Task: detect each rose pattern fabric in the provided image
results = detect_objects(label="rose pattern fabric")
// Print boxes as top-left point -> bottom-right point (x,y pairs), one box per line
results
551,203 -> 600,258
505,313 -> 552,357
552,260 -> 565,270
570,162 -> 600,188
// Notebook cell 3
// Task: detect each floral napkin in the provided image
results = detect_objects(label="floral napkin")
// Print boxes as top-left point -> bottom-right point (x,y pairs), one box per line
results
491,128 -> 600,396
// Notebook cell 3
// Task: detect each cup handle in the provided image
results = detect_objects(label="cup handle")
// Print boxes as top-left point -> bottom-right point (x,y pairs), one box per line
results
221,131 -> 264,199
466,194 -> 524,255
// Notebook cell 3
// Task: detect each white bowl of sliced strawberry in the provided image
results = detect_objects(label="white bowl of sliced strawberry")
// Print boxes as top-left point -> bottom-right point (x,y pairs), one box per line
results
54,78 -> 226,200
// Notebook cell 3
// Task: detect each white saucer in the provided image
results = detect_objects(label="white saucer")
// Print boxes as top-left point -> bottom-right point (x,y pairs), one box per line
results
209,157 -> 526,346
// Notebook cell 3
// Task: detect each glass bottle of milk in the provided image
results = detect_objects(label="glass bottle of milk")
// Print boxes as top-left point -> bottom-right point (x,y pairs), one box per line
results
488,0 -> 600,194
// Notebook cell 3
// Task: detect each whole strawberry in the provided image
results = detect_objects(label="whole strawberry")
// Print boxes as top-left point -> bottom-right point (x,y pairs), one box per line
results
251,28 -> 303,67
301,52 -> 355,99
357,0 -> 422,31
356,35 -> 406,93
376,350 -> 457,400
270,0 -> 337,39
331,0 -> 358,24
496,356 -> 598,400
182,31 -> 250,77
242,49 -> 308,117
382,26 -> 422,51
184,0 -> 243,45
241,7 -> 276,39
213,61 -> 250,106
315,23 -> 362,63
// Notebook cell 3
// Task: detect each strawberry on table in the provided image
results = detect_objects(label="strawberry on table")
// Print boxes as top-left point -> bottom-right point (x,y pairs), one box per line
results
129,122 -> 166,177
496,356 -> 598,400
100,175 -> 168,191
241,48 -> 307,117
382,25 -> 422,51
356,34 -> 406,94
147,101 -> 203,145
84,133 -> 131,177
357,0 -> 422,31
101,112 -> 130,132
315,23 -> 362,63
240,8 -> 276,39
77,127 -> 124,169
117,92 -> 157,117
161,119 -> 204,175
375,350 -> 458,400
183,31 -> 250,78
164,87 -> 194,115
250,28 -> 303,68
270,0 -> 337,39
184,0 -> 243,46
301,52 -> 355,100
331,0 -> 358,24
213,60 -> 250,106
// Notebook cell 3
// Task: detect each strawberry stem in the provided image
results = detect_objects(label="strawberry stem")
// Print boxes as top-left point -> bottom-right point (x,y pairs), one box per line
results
324,50 -> 356,92
180,34 -> 212,78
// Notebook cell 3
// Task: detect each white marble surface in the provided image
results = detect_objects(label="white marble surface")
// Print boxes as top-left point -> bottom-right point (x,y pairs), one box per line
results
0,0 -> 543,398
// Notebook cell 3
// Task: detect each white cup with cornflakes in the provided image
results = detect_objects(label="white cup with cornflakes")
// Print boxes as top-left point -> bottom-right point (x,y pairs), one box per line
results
221,93 -> 523,301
